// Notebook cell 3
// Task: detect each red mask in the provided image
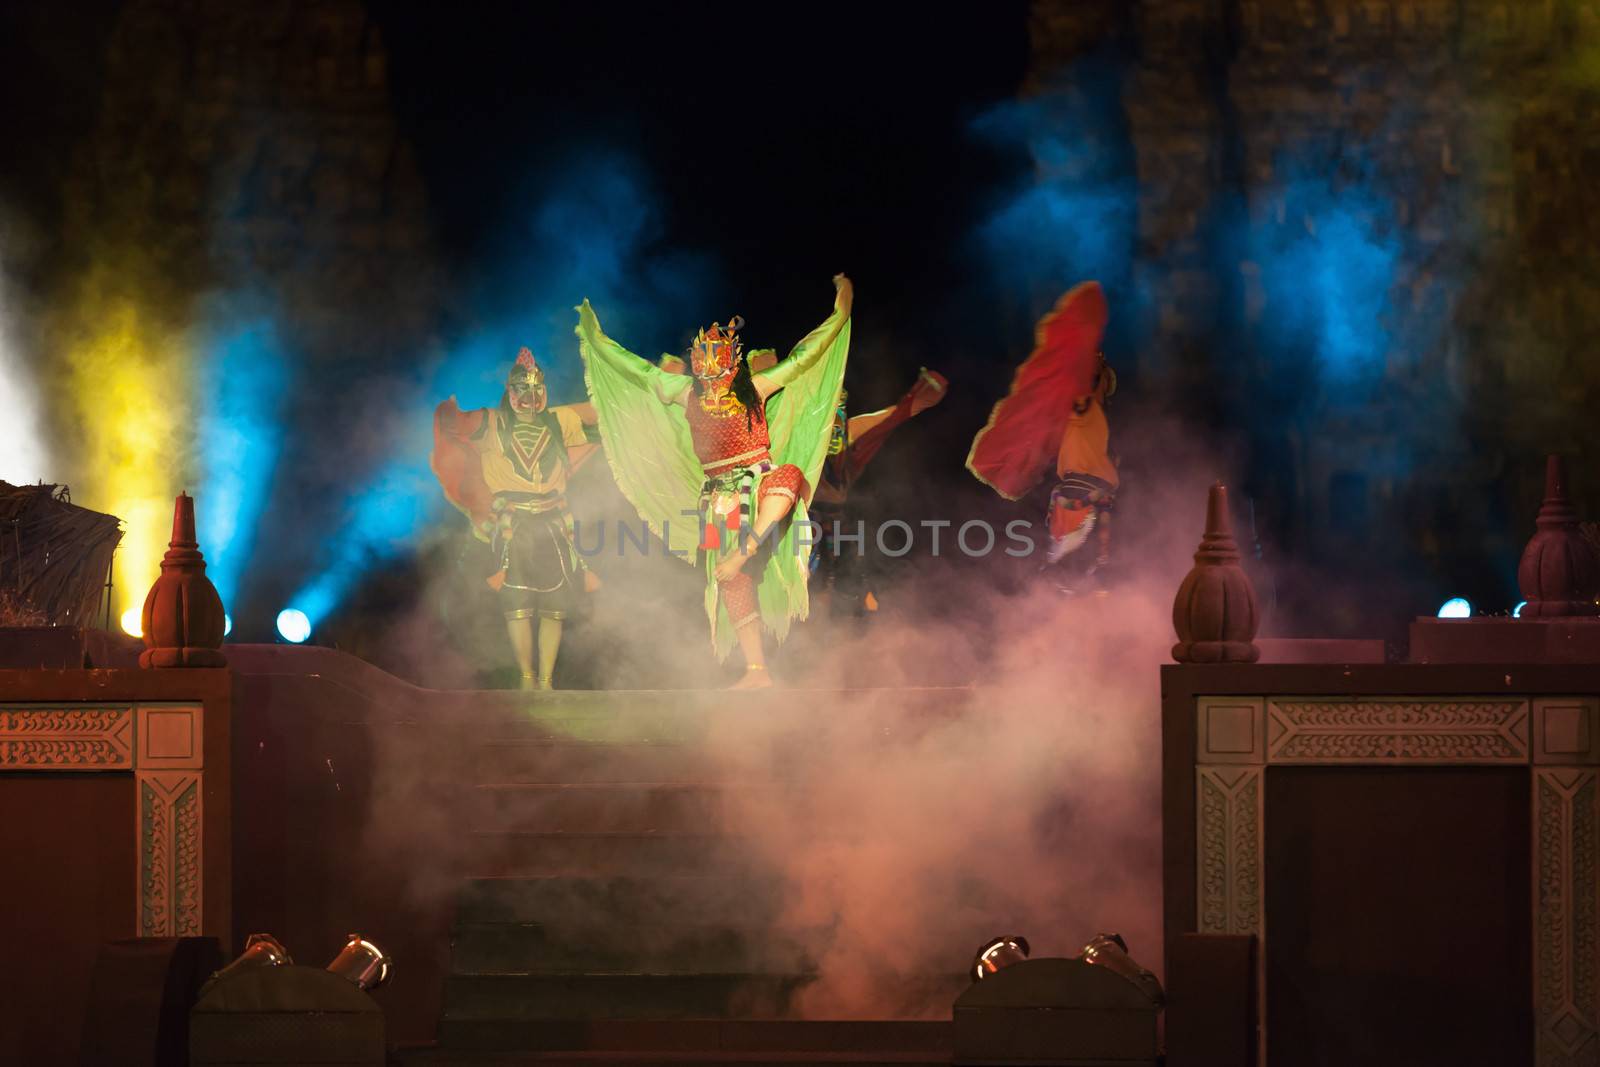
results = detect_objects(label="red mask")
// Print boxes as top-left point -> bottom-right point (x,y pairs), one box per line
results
690,318 -> 744,385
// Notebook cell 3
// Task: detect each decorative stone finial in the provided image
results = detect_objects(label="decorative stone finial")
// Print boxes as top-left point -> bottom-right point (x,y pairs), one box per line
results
1517,455 -> 1600,618
1172,483 -> 1260,663
139,493 -> 227,668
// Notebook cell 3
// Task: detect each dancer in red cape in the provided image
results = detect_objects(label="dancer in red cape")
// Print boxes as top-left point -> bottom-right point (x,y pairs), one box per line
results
967,281 -> 1119,579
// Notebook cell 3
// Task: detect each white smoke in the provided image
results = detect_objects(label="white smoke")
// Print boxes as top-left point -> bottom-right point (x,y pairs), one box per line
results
0,223 -> 51,485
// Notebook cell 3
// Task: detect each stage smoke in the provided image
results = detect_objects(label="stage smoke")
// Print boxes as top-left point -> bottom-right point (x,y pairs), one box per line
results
197,313 -> 290,612
0,250 -> 50,485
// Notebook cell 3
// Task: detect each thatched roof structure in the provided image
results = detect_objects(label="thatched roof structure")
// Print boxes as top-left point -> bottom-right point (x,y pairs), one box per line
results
0,482 -> 123,628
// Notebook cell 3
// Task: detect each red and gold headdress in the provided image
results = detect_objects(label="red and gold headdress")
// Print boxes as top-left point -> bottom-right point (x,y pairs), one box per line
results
508,347 -> 545,387
690,316 -> 745,381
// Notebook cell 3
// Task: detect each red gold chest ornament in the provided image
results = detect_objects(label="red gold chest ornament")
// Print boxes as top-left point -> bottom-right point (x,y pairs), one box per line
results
699,380 -> 747,418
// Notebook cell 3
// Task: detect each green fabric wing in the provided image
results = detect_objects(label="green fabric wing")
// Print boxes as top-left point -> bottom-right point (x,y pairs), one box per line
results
763,304 -> 852,500
574,300 -> 702,561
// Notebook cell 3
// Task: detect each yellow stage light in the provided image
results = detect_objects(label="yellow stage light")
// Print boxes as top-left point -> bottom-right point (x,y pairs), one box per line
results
63,297 -> 191,623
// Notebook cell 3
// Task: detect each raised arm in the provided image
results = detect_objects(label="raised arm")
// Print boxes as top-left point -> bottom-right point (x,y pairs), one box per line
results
754,274 -> 853,400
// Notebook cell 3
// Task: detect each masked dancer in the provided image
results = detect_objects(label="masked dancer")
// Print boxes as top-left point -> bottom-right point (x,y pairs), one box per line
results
967,281 -> 1119,583
431,348 -> 602,689
575,275 -> 852,688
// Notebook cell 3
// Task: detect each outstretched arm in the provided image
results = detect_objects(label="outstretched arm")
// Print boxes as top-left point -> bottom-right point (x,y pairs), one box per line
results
754,274 -> 853,400
431,398 -> 498,541
575,300 -> 691,407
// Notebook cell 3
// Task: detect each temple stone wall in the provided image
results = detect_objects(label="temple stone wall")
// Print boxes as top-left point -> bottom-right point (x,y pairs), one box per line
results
55,0 -> 436,362
1028,0 -> 1600,617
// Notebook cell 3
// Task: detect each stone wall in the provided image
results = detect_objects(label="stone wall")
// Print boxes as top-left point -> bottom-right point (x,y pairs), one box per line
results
1028,0 -> 1600,617
55,0 -> 436,362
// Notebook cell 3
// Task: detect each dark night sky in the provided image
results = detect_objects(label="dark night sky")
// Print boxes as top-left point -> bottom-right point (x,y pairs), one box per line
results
0,1 -> 1033,346
359,0 -> 1044,433
368,2 -> 1031,337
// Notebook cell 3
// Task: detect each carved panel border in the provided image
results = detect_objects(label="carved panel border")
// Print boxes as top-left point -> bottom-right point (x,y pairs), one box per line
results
0,702 -> 204,940
1536,769 -> 1600,1065
138,771 -> 203,937
1196,766 -> 1263,939
0,705 -> 134,768
1265,697 -> 1529,763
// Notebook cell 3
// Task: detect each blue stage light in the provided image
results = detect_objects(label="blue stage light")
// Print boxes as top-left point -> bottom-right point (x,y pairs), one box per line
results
197,317 -> 288,611
1514,600 -> 1527,618
224,614 -> 232,637
276,608 -> 311,644
1437,597 -> 1472,619
288,458 -> 439,629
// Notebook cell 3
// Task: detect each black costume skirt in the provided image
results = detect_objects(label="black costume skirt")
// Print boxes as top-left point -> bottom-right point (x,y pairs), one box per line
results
496,507 -> 581,620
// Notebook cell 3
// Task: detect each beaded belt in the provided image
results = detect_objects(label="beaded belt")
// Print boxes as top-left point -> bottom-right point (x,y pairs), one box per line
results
699,459 -> 773,549
498,492 -> 567,515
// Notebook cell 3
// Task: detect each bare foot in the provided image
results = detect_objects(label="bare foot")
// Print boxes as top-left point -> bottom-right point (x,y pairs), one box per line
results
518,673 -> 537,692
537,676 -> 554,690
728,668 -> 773,690
713,548 -> 752,583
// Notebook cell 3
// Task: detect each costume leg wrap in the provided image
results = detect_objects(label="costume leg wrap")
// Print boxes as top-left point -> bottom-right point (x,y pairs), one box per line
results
757,463 -> 808,506
720,571 -> 760,629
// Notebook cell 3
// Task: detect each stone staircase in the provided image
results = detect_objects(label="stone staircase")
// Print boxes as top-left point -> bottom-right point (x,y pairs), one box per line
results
392,693 -> 959,1066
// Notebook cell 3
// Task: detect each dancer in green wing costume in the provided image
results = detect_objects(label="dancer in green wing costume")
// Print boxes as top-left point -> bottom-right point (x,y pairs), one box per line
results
575,275 -> 853,688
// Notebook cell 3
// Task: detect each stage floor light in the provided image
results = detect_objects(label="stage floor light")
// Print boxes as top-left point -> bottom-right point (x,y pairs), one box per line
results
970,935 -> 1030,983
326,935 -> 391,992
208,932 -> 293,989
1514,600 -> 1527,618
1079,932 -> 1165,1005
277,608 -> 311,643
1437,596 -> 1471,619
120,607 -> 142,637
224,614 -> 232,637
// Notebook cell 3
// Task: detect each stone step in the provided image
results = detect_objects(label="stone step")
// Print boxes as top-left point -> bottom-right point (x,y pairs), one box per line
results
450,922 -> 816,976
441,973 -> 810,1021
442,697 -> 727,744
398,1055 -> 947,1062
471,740 -> 721,784
414,1018 -> 950,1057
454,876 -> 785,927
466,783 -> 776,834
465,831 -> 751,878
396,1052 -> 948,1067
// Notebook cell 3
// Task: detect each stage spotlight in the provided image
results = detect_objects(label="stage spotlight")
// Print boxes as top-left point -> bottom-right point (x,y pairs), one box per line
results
1514,600 -> 1527,618
970,935 -> 1030,983
120,607 -> 142,637
326,934 -> 391,992
211,933 -> 293,985
224,614 -> 232,637
1079,932 -> 1165,1005
276,608 -> 311,644
1437,597 -> 1472,619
